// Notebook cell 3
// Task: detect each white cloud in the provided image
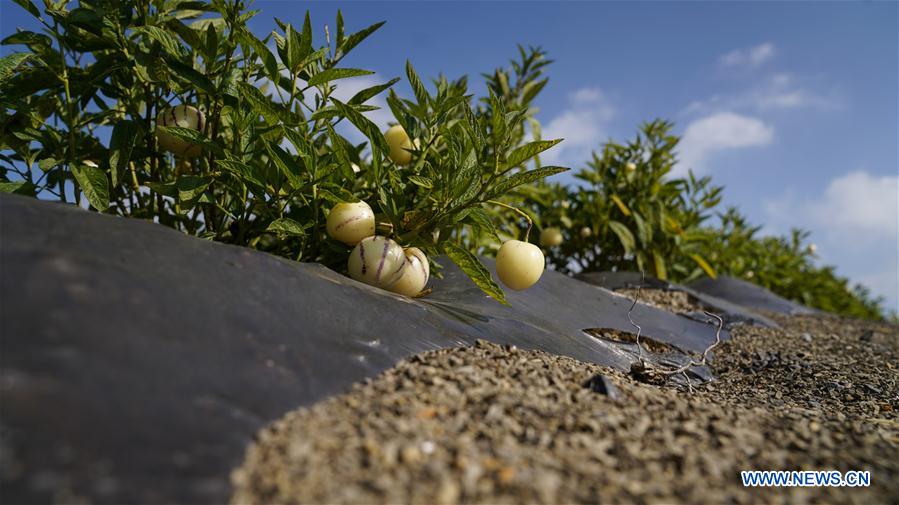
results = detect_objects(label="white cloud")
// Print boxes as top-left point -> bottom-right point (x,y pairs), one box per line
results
763,170 -> 899,312
675,112 -> 774,176
684,73 -> 838,115
540,87 -> 615,167
720,42 -> 776,68
811,171 -> 898,239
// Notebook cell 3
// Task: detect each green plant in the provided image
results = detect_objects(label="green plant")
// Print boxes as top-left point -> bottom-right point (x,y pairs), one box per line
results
525,119 -> 720,280
520,120 -> 890,320
0,0 -> 568,304
698,208 -> 891,321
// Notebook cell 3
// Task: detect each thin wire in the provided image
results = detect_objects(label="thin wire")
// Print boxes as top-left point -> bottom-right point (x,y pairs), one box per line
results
625,276 -> 726,390
626,271 -> 646,362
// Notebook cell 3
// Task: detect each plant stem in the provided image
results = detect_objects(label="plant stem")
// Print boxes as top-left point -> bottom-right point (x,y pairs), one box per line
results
487,199 -> 533,242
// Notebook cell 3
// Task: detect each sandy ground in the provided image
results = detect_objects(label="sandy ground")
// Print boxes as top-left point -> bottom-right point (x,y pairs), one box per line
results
231,290 -> 898,504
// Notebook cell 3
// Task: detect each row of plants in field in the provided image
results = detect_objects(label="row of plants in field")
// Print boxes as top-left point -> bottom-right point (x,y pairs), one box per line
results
1,0 -> 890,320
503,121 -> 890,321
0,0 -> 566,304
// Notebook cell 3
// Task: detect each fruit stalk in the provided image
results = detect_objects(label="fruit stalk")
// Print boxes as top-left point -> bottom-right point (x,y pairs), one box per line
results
487,200 -> 533,242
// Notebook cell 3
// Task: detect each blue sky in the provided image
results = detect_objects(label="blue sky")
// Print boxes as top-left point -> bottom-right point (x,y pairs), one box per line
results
2,1 -> 897,311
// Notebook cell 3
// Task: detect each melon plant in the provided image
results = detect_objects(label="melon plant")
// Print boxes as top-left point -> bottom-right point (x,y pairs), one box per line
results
0,0 -> 567,304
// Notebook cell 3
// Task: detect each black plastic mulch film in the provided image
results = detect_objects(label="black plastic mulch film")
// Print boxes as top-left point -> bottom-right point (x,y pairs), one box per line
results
0,194 -> 806,504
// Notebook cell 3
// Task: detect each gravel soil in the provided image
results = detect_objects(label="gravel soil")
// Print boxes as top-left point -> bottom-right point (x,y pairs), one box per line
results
231,290 -> 898,504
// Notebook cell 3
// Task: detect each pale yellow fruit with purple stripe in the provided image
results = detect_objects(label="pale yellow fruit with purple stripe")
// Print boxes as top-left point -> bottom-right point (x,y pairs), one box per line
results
326,201 -> 375,245
155,105 -> 205,157
388,247 -> 430,297
384,125 -> 413,165
348,236 -> 406,289
496,240 -> 545,291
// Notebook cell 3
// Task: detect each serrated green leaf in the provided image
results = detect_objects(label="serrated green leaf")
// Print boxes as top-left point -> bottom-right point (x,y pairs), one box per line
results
443,242 -> 508,305
176,176 -> 211,202
307,67 -> 374,87
239,29 -> 278,83
339,20 -> 385,56
264,142 -> 303,189
157,126 -> 221,155
0,53 -> 31,86
408,175 -> 432,188
134,26 -> 186,58
329,97 -> 389,154
12,0 -> 40,18
146,181 -> 177,198
465,207 -> 500,242
2,30 -> 52,48
488,166 -> 568,199
37,157 -> 59,172
164,58 -> 216,95
72,162 -> 109,211
166,19 -> 201,48
451,148 -> 479,196
0,181 -> 27,193
349,77 -> 399,105
608,220 -> 635,254
109,120 -> 139,188
217,159 -> 265,191
267,217 -> 306,236
406,60 -> 429,107
505,139 -> 562,169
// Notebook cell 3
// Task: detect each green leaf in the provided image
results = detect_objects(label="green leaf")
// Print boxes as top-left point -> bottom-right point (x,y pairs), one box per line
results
307,68 -> 374,87
146,181 -> 177,198
408,175 -> 432,188
157,126 -> 221,155
217,158 -> 265,191
72,162 -> 109,211
0,53 -> 31,86
405,60 -> 429,107
0,181 -> 27,194
443,242 -> 508,305
450,148 -> 479,199
109,120 -> 139,188
505,139 -> 562,169
652,251 -> 668,281
488,166 -> 568,198
610,194 -> 631,216
632,211 -> 653,246
329,98 -> 389,154
299,12 -> 313,61
239,29 -> 278,83
12,0 -> 40,18
267,217 -> 306,236
690,253 -> 717,279
2,30 -> 52,48
166,19 -> 201,48
608,220 -> 635,254
264,142 -> 303,189
134,26 -> 186,58
164,58 -> 216,95
284,23 -> 303,71
176,176 -> 212,202
339,21 -> 385,56
348,77 -> 400,105
465,207 -> 500,242
37,157 -> 60,172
